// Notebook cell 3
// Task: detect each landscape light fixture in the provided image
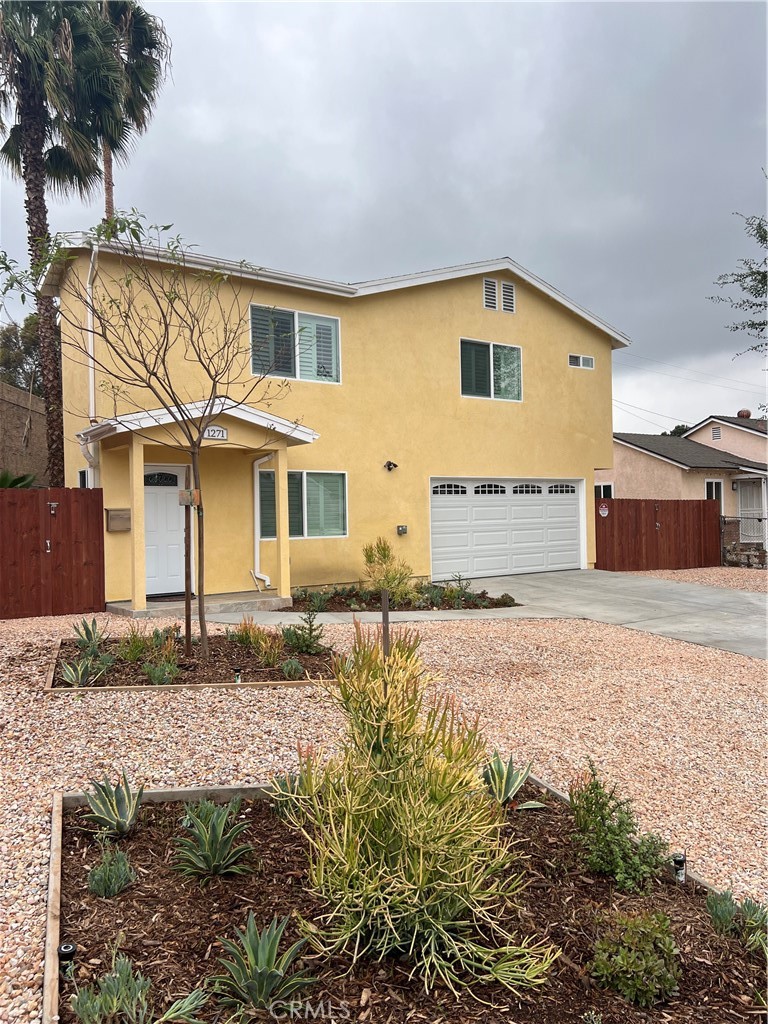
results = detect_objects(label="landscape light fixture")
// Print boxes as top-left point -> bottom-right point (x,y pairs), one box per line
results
384,461 -> 398,472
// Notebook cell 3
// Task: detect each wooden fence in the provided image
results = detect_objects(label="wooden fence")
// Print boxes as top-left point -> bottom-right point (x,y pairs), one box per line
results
595,498 -> 721,572
0,488 -> 105,619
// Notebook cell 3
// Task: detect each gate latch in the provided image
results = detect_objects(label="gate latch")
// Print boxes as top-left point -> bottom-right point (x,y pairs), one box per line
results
45,539 -> 51,553
47,502 -> 59,516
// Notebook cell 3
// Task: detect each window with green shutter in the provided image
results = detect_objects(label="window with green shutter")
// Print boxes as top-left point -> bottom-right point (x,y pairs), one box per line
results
251,305 -> 340,383
460,338 -> 522,402
258,471 -> 346,538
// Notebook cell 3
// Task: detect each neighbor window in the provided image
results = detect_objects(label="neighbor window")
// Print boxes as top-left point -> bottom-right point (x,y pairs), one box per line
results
705,479 -> 723,512
595,483 -> 613,499
259,471 -> 346,538
251,305 -> 340,383
569,354 -> 594,369
460,339 -> 522,401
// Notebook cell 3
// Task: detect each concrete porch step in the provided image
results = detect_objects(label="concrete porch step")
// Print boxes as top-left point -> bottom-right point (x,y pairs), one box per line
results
106,591 -> 292,618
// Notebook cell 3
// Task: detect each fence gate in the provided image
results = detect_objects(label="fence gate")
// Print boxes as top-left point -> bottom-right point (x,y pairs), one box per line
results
0,487 -> 105,619
595,498 -> 721,572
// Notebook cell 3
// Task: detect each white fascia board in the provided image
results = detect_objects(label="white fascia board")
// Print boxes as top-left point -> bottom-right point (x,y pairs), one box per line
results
613,437 -> 697,470
354,257 -> 631,349
683,417 -> 767,439
77,398 -> 319,446
42,241 -> 630,349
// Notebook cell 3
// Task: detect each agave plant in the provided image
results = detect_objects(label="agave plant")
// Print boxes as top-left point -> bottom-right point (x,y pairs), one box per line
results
174,803 -> 253,882
482,752 -> 546,809
84,771 -> 144,838
73,617 -> 107,656
212,913 -> 316,1013
0,469 -> 36,488
60,655 -> 113,688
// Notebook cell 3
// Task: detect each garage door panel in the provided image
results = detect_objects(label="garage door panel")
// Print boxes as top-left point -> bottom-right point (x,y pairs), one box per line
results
431,477 -> 582,580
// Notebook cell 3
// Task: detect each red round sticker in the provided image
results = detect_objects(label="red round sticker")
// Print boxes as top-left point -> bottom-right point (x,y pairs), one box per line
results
598,501 -> 609,518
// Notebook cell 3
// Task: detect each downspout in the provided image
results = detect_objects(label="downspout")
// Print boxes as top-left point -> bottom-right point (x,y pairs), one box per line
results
80,243 -> 100,482
251,454 -> 274,589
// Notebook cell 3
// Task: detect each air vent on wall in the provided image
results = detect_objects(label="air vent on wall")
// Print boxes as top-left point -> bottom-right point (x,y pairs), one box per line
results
483,278 -> 498,310
501,281 -> 515,313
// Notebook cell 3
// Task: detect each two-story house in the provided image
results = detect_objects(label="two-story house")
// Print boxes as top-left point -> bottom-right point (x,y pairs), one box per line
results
47,242 -> 629,611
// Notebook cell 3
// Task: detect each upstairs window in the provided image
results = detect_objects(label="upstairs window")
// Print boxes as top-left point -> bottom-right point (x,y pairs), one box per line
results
568,354 -> 594,369
251,305 -> 340,383
483,278 -> 498,309
460,339 -> 522,402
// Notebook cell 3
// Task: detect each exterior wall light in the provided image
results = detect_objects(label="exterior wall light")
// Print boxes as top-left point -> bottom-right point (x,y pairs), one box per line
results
384,461 -> 398,471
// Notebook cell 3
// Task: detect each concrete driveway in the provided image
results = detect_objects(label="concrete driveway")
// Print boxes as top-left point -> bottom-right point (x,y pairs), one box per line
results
474,569 -> 767,659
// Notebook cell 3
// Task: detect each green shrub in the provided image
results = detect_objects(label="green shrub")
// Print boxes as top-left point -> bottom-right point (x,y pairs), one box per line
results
60,654 -> 113,687
142,659 -> 179,685
87,842 -> 136,898
281,657 -> 304,681
117,623 -> 151,663
482,752 -> 546,810
281,608 -> 325,655
174,802 -> 253,883
181,795 -> 242,829
308,590 -> 330,612
707,889 -> 740,935
70,952 -> 207,1024
589,911 -> 681,1007
569,761 -> 667,892
212,913 -> 316,1014
84,771 -> 144,838
362,536 -> 414,604
279,622 -> 557,995
73,617 -> 107,657
227,617 -> 284,665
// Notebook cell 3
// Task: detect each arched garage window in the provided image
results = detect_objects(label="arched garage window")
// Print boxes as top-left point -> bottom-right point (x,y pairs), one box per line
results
432,484 -> 467,495
474,483 -> 506,494
511,483 -> 542,494
548,484 -> 576,494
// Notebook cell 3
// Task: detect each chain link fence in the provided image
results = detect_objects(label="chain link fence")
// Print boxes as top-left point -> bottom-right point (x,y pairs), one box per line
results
721,516 -> 767,568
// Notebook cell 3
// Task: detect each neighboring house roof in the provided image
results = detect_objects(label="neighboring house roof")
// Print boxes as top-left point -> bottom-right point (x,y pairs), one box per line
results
683,415 -> 768,437
41,238 -> 630,349
76,398 -> 319,447
614,433 -> 767,474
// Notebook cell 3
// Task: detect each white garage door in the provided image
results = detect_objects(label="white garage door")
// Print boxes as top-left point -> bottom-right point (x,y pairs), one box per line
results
430,477 -> 582,580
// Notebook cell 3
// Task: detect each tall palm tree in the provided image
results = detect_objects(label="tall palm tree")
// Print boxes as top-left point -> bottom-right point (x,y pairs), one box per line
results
0,1 -> 124,484
99,1 -> 170,220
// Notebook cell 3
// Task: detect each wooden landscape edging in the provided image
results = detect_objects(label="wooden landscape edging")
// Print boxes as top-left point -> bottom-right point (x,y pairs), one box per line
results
41,776 -> 717,1024
42,641 -> 317,695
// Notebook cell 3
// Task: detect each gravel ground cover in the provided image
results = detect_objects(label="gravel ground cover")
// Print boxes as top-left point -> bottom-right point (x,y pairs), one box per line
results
1,613 -> 765,1023
628,567 -> 768,592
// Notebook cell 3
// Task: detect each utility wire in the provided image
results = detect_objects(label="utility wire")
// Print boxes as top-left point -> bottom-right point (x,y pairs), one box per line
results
612,400 -> 690,423
617,352 -> 765,390
613,361 -> 764,396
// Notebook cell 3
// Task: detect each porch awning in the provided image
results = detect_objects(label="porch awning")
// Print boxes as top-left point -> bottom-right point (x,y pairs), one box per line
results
76,397 -> 319,447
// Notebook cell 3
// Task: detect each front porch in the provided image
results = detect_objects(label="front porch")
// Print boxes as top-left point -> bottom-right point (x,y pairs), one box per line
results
106,590 -> 292,619
77,400 -> 319,612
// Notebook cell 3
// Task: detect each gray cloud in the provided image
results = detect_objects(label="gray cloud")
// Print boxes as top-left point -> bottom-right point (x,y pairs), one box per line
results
1,0 -> 765,429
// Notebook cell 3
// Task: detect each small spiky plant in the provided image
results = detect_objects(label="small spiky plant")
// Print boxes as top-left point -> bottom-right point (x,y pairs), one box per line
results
174,802 -> 253,883
84,771 -> 144,838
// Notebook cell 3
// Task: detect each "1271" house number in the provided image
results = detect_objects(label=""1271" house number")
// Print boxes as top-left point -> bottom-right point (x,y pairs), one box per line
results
203,425 -> 228,441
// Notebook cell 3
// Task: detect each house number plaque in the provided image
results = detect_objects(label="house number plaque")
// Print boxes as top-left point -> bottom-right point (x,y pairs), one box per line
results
203,425 -> 228,441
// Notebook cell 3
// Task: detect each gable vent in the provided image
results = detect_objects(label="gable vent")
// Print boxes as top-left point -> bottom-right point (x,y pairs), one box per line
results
711,425 -> 721,440
483,278 -> 498,310
501,281 -> 515,313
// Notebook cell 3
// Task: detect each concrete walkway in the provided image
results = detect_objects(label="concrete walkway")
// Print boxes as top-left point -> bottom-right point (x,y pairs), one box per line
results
207,569 -> 767,659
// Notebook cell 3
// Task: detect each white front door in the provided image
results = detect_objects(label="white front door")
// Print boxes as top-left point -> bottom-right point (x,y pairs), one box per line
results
144,467 -> 186,595
738,480 -> 767,544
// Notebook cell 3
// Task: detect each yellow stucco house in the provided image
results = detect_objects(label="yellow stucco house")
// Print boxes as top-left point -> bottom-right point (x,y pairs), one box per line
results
48,241 -> 630,610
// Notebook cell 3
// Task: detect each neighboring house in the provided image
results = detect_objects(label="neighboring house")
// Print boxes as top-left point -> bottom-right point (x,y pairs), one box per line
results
47,244 -> 629,610
594,416 -> 767,546
0,381 -> 48,483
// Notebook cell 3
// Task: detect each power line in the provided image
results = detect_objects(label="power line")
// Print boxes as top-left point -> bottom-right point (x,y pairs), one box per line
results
613,361 -> 765,396
613,400 -> 688,423
618,352 -> 765,390
612,401 -> 670,430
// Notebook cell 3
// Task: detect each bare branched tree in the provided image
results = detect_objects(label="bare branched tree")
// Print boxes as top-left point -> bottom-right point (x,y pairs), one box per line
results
47,212 -> 296,656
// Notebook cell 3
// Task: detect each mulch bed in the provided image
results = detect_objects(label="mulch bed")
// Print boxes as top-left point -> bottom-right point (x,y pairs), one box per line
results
57,785 -> 765,1023
52,635 -> 334,689
292,591 -> 519,613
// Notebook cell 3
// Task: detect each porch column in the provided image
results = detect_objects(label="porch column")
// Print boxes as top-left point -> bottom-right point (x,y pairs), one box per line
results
128,434 -> 147,612
273,446 -> 292,598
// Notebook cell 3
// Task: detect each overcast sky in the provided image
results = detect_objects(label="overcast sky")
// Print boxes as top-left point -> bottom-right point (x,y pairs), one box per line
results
1,0 -> 766,431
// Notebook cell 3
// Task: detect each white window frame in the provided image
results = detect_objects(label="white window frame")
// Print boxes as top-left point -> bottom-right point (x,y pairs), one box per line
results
705,478 -> 724,513
459,337 -> 524,403
595,483 -> 613,499
569,354 -> 595,369
250,304 -> 342,385
258,469 -> 348,540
